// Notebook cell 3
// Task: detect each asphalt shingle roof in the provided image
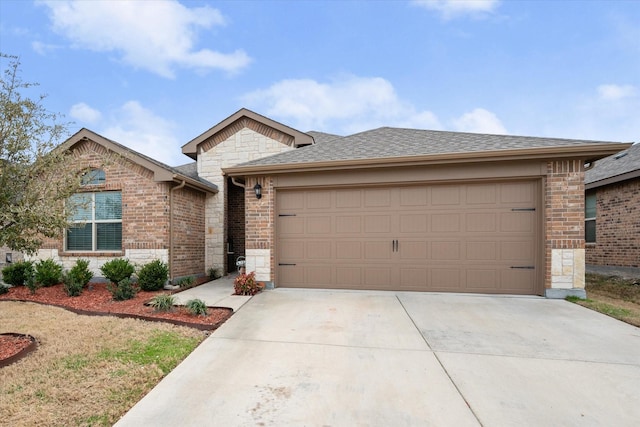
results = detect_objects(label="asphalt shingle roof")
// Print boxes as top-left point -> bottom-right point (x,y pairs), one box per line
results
236,127 -> 624,168
585,142 -> 640,184
306,131 -> 343,144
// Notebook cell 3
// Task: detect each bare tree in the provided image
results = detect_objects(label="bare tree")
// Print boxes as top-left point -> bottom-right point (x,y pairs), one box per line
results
0,54 -> 84,254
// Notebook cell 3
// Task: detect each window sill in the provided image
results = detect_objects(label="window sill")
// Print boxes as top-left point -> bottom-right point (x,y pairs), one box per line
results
60,251 -> 125,257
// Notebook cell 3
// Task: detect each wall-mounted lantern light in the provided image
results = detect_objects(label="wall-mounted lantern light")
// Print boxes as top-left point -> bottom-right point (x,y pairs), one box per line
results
253,182 -> 262,199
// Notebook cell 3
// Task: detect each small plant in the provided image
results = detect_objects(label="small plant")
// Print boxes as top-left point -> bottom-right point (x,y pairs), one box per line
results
233,271 -> 264,296
62,272 -> 84,297
1,261 -> 34,286
149,294 -> 176,312
174,276 -> 195,288
107,278 -> 138,301
138,260 -> 169,291
34,258 -> 63,287
0,283 -> 8,294
69,259 -> 93,287
208,266 -> 222,281
185,299 -> 208,316
100,258 -> 135,284
25,275 -> 40,294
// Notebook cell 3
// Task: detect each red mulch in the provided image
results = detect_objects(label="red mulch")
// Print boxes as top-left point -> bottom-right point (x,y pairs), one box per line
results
0,334 -> 33,362
0,281 -> 232,330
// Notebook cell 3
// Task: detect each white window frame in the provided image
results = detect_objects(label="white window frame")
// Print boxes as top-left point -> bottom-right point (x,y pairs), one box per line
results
66,191 -> 122,252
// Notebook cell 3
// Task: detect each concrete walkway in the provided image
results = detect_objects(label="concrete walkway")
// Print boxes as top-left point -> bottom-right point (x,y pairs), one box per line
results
116,290 -> 640,426
172,276 -> 251,312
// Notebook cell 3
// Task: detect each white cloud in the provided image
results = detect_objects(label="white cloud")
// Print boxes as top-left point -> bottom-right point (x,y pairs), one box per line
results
69,102 -> 102,124
597,84 -> 638,101
411,0 -> 500,19
39,0 -> 250,78
101,101 -> 183,166
452,108 -> 507,134
31,40 -> 61,55
242,75 -> 442,133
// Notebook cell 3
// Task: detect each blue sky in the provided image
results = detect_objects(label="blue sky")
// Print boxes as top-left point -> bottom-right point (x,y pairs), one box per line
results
1,0 -> 638,166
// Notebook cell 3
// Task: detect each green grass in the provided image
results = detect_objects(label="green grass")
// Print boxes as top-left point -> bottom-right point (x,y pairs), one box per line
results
98,330 -> 200,375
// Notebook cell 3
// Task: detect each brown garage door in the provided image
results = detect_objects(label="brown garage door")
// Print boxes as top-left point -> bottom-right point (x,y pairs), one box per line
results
276,181 -> 540,294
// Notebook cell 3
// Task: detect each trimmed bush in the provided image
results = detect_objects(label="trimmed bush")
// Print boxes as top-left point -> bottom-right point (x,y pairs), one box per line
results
208,266 -> 222,281
185,299 -> 208,316
138,260 -> 169,291
100,259 -> 135,284
233,271 -> 264,296
1,261 -> 34,286
62,272 -> 84,297
34,258 -> 63,287
107,278 -> 138,301
69,259 -> 93,287
0,283 -> 8,294
149,294 -> 175,312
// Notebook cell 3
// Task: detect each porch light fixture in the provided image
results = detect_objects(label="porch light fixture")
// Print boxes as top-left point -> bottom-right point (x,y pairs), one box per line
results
253,182 -> 262,199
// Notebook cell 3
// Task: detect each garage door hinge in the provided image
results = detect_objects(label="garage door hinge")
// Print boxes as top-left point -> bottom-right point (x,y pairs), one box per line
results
278,263 -> 297,266
278,214 -> 297,217
511,208 -> 536,211
510,266 -> 535,269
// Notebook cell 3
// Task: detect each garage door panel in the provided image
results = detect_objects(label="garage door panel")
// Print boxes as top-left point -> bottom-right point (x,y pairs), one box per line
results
400,214 -> 428,233
431,214 -> 461,232
336,216 -> 361,233
277,181 -> 539,294
364,215 -> 391,233
466,241 -> 497,260
306,241 -> 332,260
466,212 -> 497,232
306,217 -> 332,234
500,212 -> 535,232
336,241 -> 362,259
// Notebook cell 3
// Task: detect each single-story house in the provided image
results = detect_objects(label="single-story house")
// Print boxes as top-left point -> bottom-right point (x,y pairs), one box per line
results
32,128 -> 217,280
585,142 -> 639,268
30,109 -> 631,297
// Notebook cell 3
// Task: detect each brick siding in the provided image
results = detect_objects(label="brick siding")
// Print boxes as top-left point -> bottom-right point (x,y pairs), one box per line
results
171,186 -> 206,277
544,160 -> 585,289
586,178 -> 640,267
245,176 -> 275,282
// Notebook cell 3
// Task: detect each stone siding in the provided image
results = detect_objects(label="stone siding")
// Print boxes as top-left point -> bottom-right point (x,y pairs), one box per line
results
586,178 -> 640,267
197,125 -> 293,273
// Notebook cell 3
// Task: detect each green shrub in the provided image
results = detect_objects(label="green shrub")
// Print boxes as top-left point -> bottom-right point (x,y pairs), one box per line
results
1,261 -> 34,286
25,275 -> 39,294
34,258 -> 63,287
233,271 -> 264,296
0,283 -> 8,294
107,278 -> 138,301
149,294 -> 175,312
138,260 -> 169,291
100,259 -> 135,284
185,299 -> 208,316
175,276 -> 194,288
62,260 -> 93,297
208,266 -> 222,281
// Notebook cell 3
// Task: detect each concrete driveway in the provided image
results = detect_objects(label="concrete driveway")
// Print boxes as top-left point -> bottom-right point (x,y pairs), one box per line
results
115,290 -> 640,426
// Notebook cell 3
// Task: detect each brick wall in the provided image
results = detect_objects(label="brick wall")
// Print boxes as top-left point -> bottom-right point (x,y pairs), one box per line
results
245,176 -> 275,283
586,178 -> 640,267
227,178 -> 246,265
33,140 -> 206,278
544,160 -> 586,290
171,186 -> 206,278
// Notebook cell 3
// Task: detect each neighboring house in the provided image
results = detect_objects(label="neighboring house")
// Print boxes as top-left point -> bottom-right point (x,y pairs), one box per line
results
29,109 -> 631,297
29,128 -> 217,280
584,143 -> 640,268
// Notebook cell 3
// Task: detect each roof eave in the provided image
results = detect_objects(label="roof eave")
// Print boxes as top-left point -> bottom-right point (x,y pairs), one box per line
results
182,108 -> 314,158
586,169 -> 640,190
223,143 -> 633,177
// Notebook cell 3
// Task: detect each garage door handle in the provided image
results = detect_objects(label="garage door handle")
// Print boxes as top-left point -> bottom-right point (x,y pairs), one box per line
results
278,214 -> 297,217
511,208 -> 535,211
510,266 -> 535,269
278,263 -> 297,266
392,239 -> 398,252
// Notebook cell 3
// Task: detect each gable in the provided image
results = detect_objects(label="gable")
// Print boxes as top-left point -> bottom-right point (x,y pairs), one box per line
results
181,108 -> 314,159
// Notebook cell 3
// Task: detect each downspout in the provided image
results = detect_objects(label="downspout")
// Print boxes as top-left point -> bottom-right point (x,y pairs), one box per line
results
169,180 -> 186,282
231,177 -> 245,188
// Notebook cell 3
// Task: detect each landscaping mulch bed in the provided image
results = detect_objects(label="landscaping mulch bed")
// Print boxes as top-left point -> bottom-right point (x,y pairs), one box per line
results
0,333 -> 38,368
0,281 -> 232,331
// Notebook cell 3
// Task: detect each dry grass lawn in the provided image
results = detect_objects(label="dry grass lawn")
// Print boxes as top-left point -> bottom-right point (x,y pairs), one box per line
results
572,273 -> 640,327
0,301 -> 206,426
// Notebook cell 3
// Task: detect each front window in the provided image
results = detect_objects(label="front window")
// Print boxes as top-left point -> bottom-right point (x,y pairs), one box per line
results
585,192 -> 596,243
66,192 -> 122,251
